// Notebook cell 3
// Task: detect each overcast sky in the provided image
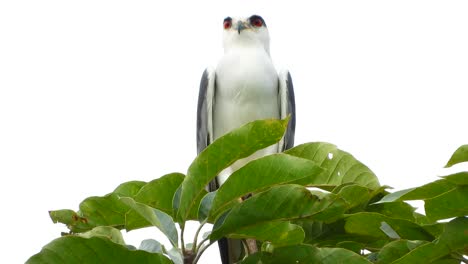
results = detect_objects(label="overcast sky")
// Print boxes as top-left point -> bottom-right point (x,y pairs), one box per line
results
1,1 -> 467,263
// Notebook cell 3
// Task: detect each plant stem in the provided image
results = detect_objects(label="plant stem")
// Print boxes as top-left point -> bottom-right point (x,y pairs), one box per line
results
197,236 -> 210,250
193,220 -> 206,252
180,223 -> 186,253
192,241 -> 214,264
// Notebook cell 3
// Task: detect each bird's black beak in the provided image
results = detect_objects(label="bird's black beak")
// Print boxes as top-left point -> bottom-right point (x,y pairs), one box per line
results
237,21 -> 246,34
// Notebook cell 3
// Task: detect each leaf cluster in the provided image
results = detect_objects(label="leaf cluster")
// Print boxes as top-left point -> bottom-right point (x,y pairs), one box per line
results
28,120 -> 468,264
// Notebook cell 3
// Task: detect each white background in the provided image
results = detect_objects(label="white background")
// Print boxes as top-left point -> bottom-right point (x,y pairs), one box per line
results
1,1 -> 467,263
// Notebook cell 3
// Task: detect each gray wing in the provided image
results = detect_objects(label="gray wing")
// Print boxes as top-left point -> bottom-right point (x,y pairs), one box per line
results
196,68 -> 218,192
278,70 -> 296,151
196,68 -> 215,154
197,68 -> 230,263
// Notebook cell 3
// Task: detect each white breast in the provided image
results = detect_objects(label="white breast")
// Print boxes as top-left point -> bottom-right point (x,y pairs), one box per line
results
214,47 -> 279,139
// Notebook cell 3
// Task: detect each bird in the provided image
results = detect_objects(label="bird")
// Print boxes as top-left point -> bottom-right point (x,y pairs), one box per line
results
196,15 -> 296,264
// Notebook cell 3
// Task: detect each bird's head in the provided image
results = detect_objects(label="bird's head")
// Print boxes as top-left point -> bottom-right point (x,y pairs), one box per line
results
222,15 -> 270,55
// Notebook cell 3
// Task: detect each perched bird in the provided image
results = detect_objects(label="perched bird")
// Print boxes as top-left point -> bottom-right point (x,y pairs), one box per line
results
196,15 -> 296,264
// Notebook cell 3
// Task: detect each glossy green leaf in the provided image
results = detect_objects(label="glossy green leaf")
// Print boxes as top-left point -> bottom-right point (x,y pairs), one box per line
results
188,189 -> 207,221
344,212 -> 433,241
333,184 -> 372,210
209,154 -> 323,221
120,197 -> 178,247
285,142 -> 380,190
376,179 -> 455,203
211,184 -> 347,242
49,175 -> 186,232
375,240 -> 428,263
49,181 -> 149,233
425,186 -> 468,221
133,173 -> 185,216
177,118 -> 289,221
78,193 -> 129,229
298,219 -> 388,249
228,221 -> 305,246
442,171 -> 468,185
26,236 -> 172,264
445,144 -> 468,168
79,226 -> 125,245
293,220 -> 326,244
198,191 -> 216,221
240,244 -> 372,264
367,202 -> 416,221
438,217 -> 468,252
391,217 -> 468,264
113,181 -> 147,197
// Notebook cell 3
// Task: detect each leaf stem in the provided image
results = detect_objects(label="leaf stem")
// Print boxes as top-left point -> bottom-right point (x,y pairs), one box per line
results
197,236 -> 210,250
193,220 -> 207,252
180,223 -> 186,253
193,241 -> 214,264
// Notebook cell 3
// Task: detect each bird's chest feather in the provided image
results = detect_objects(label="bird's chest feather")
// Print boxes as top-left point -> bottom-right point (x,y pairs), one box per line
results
213,48 -> 280,138
215,49 -> 278,103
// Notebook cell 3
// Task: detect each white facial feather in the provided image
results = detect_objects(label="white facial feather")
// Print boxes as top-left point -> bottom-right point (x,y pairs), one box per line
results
222,17 -> 271,55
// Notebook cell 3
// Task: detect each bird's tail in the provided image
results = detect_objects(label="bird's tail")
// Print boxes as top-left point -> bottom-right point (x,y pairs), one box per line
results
218,238 -> 243,264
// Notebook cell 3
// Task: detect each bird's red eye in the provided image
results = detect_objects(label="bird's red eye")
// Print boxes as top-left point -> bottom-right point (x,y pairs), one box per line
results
223,20 -> 232,29
252,18 -> 263,27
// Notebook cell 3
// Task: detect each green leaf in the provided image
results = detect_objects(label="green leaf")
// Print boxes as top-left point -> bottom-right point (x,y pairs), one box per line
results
49,181 -> 150,233
430,259 -> 463,264
375,240 -> 428,263
445,144 -> 468,168
49,175 -> 186,233
188,189 -> 207,221
296,217 -> 390,249
336,241 -> 363,254
285,142 -> 380,190
425,186 -> 468,221
228,221 -> 305,246
133,173 -> 185,216
333,184 -> 372,211
139,239 -> 164,254
198,191 -> 216,221
367,202 -> 416,221
26,236 -> 173,264
120,197 -> 178,247
113,181 -> 147,196
376,179 -> 455,203
413,212 -> 435,225
79,226 -> 125,245
390,217 -> 468,264
344,212 -> 433,241
177,118 -> 289,221
240,244 -> 372,264
420,223 -> 443,238
210,184 -> 347,242
442,171 -> 468,185
48,209 -> 94,233
78,193 -> 129,229
293,220 -> 326,244
438,217 -> 468,253
209,154 -> 323,221
167,247 -> 183,264
69,181 -> 152,231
